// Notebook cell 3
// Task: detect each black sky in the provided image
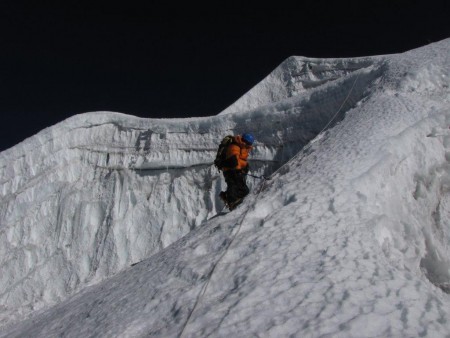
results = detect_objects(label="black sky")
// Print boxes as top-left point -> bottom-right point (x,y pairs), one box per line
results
0,1 -> 449,152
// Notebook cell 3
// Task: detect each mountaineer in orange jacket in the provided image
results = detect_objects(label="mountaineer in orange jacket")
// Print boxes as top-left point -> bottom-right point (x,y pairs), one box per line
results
219,133 -> 254,210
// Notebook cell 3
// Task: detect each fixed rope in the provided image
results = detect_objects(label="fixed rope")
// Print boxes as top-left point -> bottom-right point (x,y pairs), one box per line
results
177,69 -> 362,337
269,70 -> 361,179
177,176 -> 267,337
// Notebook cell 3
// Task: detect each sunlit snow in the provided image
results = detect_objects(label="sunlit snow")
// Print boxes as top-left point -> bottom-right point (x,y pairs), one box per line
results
1,38 -> 450,337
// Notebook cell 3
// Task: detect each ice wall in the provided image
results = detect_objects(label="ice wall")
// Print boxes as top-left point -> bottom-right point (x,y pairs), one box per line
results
0,54 -> 381,326
1,37 -> 450,337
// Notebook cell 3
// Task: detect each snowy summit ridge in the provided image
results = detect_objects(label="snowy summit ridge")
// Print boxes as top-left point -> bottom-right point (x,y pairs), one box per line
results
1,38 -> 450,337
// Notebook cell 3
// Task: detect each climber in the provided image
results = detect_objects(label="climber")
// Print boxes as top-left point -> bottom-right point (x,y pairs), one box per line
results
215,133 -> 254,210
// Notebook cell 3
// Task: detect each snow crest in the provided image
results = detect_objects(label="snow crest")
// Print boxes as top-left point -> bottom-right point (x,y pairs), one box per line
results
1,38 -> 450,337
0,55 -> 380,326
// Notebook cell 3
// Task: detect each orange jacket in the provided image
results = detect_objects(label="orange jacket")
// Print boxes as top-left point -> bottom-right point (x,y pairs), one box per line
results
223,135 -> 252,171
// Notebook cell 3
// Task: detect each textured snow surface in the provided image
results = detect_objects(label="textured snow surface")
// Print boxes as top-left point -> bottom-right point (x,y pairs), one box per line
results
1,39 -> 450,337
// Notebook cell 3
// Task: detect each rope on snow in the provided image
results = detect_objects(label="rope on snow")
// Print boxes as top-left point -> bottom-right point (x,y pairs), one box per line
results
177,70 -> 362,337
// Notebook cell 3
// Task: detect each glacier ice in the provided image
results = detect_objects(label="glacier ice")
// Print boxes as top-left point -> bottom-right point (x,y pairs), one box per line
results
1,38 -> 450,337
0,55 -> 380,326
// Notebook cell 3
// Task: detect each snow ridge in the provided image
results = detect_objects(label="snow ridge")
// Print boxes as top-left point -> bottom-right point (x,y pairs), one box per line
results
1,38 -> 450,337
219,55 -> 380,115
0,53 -> 381,327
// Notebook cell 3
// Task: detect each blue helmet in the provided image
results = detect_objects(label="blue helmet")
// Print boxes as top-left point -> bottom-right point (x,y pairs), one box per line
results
242,133 -> 255,145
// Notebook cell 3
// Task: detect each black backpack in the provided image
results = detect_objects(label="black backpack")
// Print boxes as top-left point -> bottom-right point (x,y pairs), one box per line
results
214,135 -> 234,171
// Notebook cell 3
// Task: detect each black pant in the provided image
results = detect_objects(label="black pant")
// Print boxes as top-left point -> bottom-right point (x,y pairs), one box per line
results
223,170 -> 249,204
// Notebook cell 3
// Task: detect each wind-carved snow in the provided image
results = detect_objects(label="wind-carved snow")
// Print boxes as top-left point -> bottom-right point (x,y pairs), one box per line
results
0,57 -> 379,327
220,56 -> 377,115
1,39 -> 450,337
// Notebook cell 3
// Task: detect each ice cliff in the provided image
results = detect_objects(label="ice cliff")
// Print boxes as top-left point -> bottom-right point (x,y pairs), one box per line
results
1,38 -> 450,337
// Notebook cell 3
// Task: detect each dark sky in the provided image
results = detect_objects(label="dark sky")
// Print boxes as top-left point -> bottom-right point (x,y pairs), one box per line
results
0,1 -> 449,152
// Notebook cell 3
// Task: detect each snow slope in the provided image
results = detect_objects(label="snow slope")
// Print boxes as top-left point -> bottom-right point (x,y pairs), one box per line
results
0,46 -> 378,327
1,38 -> 450,337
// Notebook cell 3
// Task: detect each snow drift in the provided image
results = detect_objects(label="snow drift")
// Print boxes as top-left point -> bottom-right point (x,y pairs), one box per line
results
1,38 -> 450,337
